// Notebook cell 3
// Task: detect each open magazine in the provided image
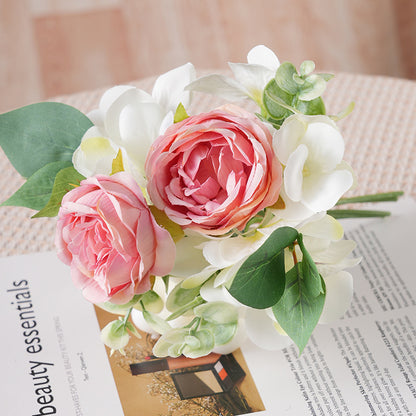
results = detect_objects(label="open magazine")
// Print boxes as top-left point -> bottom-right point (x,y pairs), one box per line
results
2,199 -> 416,416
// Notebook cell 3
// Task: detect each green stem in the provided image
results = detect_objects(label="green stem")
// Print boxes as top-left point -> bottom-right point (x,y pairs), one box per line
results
336,191 -> 404,205
166,296 -> 205,321
121,306 -> 133,325
328,209 -> 391,219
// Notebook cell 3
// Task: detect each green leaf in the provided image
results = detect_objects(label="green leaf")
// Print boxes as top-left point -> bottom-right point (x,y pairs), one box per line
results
275,62 -> 299,95
297,96 -> 326,115
298,74 -> 327,101
174,102 -> 189,123
297,234 -> 324,297
32,166 -> 85,217
1,160 -> 71,210
200,321 -> 237,346
194,302 -> 238,325
0,102 -> 93,178
273,264 -> 326,353
133,290 -> 164,313
166,281 -> 202,312
300,60 -> 315,76
228,226 -> 299,309
263,79 -> 295,120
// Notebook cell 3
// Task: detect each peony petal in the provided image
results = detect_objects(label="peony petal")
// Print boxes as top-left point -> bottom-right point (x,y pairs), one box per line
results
319,271 -> 353,324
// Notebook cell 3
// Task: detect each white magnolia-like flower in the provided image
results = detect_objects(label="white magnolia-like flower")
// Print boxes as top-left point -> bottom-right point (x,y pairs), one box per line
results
73,63 -> 196,185
186,45 -> 280,106
273,114 -> 354,213
194,213 -> 358,352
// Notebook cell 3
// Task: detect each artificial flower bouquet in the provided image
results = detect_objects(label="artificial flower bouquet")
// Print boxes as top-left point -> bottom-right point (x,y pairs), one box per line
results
0,45 -> 401,359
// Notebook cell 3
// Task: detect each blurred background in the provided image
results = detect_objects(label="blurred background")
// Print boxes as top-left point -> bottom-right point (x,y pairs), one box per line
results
1,0 -> 416,112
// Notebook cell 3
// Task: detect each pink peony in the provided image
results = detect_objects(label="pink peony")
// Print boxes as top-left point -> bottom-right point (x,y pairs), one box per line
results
145,106 -> 282,235
55,172 -> 175,304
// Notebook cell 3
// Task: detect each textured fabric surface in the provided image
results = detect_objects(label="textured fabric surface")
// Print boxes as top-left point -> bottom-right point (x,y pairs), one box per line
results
1,72 -> 416,256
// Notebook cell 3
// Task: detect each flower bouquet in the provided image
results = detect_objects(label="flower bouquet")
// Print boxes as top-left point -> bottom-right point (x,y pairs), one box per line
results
0,45 -> 401,359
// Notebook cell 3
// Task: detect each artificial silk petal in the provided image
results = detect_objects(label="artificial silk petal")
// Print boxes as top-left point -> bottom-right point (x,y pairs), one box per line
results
273,116 -> 307,164
152,62 -> 196,112
301,121 -> 344,173
284,144 -> 308,202
245,308 -> 292,350
299,214 -> 344,241
72,127 -> 118,177
186,74 -> 248,101
319,271 -> 353,324
247,44 -> 280,71
229,62 -> 275,103
302,169 -> 354,212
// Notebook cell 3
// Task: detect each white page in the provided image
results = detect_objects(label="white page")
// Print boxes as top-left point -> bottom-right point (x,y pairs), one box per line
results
0,252 -> 124,416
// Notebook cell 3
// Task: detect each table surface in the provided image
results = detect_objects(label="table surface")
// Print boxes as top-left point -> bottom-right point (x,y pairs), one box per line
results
1,72 -> 416,257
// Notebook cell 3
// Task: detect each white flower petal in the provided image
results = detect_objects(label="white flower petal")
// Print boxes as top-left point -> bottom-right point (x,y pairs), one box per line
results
119,102 -> 165,176
319,271 -> 353,324
302,169 -> 354,212
152,62 -> 196,112
299,214 -> 344,241
311,239 -> 357,264
284,144 -> 308,202
171,235 -> 210,278
245,308 -> 292,350
103,87 -> 154,142
301,121 -> 345,172
247,45 -> 280,71
200,278 -> 242,306
273,115 -> 307,164
229,62 -> 275,103
186,74 -> 248,101
202,234 -> 263,269
72,127 -> 118,177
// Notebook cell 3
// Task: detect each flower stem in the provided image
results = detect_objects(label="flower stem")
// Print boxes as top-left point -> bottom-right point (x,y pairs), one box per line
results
328,209 -> 391,219
336,191 -> 403,205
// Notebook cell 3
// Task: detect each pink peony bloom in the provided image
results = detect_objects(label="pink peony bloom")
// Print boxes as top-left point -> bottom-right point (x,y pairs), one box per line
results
145,105 -> 282,235
55,172 -> 175,304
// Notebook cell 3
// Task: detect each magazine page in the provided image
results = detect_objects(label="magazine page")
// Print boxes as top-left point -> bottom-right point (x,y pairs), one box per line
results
2,199 -> 416,415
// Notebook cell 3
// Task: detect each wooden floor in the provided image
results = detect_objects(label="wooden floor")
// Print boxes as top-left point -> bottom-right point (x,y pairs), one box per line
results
1,0 -> 416,113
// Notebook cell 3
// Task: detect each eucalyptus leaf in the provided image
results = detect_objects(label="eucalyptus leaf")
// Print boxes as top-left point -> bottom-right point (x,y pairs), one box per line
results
143,310 -> 172,334
194,301 -> 238,325
166,281 -> 202,312
297,234 -> 324,297
0,102 -> 92,178
273,264 -> 326,353
32,166 -> 85,218
200,321 -> 237,346
275,62 -> 299,95
133,290 -> 164,313
300,60 -> 315,76
263,79 -> 294,120
1,160 -> 71,210
228,226 -> 299,309
298,74 -> 327,101
297,97 -> 326,116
